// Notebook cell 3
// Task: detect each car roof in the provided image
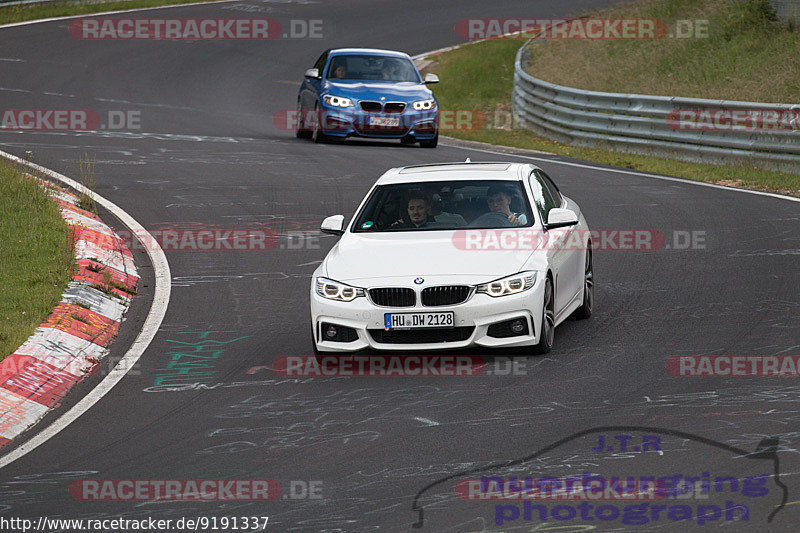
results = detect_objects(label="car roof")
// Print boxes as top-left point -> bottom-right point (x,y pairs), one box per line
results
376,162 -> 534,185
328,48 -> 411,59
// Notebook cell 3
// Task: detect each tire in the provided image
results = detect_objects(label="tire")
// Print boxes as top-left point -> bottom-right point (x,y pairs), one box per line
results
532,277 -> 555,355
573,248 -> 593,320
419,132 -> 438,148
312,103 -> 328,144
296,100 -> 312,139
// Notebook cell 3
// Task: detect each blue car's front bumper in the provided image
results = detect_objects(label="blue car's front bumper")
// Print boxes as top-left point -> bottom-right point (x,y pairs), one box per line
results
318,104 -> 438,140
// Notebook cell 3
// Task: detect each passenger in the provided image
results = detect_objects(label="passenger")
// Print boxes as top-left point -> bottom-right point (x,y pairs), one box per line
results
391,194 -> 430,228
430,193 -> 467,226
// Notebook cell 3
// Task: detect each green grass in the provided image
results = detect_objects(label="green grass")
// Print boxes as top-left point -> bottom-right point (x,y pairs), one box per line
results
529,0 -> 800,102
424,34 -> 800,196
0,159 -> 74,360
0,0 -> 223,25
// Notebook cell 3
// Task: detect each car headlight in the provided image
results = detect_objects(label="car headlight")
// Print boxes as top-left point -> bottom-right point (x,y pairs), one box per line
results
476,272 -> 536,297
412,99 -> 436,111
315,277 -> 365,302
323,95 -> 354,108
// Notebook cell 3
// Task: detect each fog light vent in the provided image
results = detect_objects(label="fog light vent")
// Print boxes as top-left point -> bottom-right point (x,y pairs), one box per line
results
319,323 -> 358,342
487,318 -> 530,338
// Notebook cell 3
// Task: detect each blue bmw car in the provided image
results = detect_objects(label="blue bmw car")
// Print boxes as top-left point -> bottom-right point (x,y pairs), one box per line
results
296,48 -> 440,147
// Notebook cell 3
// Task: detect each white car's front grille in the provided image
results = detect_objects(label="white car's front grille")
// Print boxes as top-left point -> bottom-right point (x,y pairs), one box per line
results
421,285 -> 472,306
368,287 -> 416,307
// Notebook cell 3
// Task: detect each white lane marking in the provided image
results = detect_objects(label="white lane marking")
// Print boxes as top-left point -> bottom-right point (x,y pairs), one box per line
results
0,0 -> 238,29
414,417 -> 440,427
0,149 -> 171,468
442,141 -> 800,204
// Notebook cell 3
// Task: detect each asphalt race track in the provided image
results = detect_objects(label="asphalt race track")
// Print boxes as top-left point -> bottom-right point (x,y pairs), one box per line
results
1,0 -> 800,531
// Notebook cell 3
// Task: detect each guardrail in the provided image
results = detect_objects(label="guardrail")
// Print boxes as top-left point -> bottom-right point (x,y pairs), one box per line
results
0,0 -> 135,8
1,0 -> 66,7
770,0 -> 800,28
512,40 -> 800,175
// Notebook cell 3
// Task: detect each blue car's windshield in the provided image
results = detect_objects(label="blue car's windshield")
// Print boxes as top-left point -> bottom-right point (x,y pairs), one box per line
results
326,55 -> 420,83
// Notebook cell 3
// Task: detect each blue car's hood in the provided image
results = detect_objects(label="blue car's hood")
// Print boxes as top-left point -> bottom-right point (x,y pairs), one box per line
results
323,80 -> 433,103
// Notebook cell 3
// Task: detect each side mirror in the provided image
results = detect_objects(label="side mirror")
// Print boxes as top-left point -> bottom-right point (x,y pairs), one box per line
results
546,208 -> 578,229
424,73 -> 439,84
304,68 -> 321,79
321,214 -> 345,236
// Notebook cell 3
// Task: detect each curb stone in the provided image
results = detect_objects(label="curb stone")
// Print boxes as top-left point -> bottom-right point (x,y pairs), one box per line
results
0,179 -> 137,447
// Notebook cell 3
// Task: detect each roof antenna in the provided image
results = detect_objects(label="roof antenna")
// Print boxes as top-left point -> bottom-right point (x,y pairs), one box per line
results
465,158 -> 471,163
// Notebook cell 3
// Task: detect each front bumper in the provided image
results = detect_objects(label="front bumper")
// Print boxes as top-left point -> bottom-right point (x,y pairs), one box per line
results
310,276 -> 545,352
317,105 -> 438,140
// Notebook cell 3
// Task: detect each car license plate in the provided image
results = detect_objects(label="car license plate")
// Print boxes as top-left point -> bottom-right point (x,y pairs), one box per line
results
384,312 -> 454,330
369,116 -> 400,127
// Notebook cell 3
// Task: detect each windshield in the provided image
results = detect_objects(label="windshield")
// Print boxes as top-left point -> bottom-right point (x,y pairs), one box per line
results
326,55 -> 420,82
352,180 -> 534,232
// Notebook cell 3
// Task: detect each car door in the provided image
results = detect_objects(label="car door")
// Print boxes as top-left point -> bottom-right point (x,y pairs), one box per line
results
529,170 -> 570,318
537,169 -> 583,314
300,51 -> 328,111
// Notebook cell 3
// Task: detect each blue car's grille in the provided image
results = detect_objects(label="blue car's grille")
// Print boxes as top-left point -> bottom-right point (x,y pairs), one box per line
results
359,101 -> 407,114
384,102 -> 406,113
360,101 -> 382,112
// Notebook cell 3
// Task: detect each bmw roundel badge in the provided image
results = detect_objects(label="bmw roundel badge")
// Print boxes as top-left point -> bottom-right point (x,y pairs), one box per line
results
414,277 -> 424,284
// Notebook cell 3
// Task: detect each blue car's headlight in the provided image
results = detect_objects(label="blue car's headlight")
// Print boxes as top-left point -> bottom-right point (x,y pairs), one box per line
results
476,272 -> 536,297
412,99 -> 436,111
315,277 -> 365,302
323,95 -> 354,108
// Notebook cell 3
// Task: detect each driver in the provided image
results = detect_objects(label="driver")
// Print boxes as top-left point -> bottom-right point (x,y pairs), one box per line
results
391,194 -> 430,229
382,60 -> 402,80
487,186 -> 527,226
330,63 -> 347,79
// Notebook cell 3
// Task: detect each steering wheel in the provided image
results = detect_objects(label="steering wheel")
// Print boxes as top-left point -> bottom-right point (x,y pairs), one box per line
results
468,211 -> 513,228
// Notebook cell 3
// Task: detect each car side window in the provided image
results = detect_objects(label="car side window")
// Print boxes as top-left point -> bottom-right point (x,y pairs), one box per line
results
537,170 -> 563,207
527,171 -> 547,220
530,171 -> 560,223
313,52 -> 328,73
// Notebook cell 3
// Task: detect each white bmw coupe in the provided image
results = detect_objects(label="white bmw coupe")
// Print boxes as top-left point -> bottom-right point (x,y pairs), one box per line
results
310,161 -> 593,354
